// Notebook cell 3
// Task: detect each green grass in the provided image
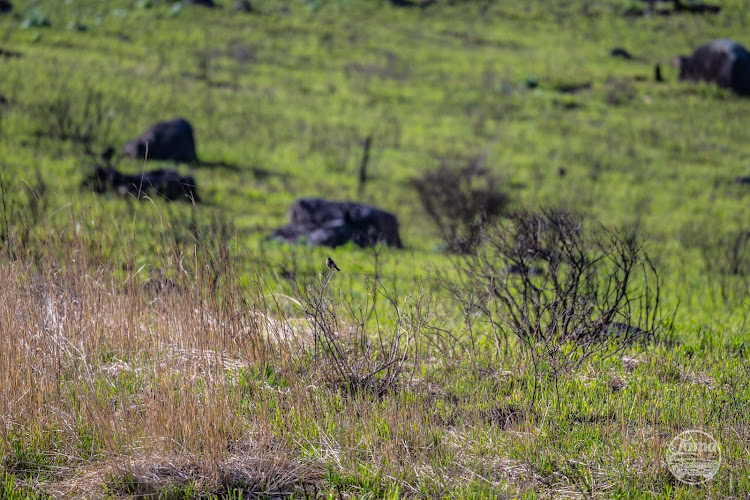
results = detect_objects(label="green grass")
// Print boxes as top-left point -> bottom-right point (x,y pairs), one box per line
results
1,0 -> 750,498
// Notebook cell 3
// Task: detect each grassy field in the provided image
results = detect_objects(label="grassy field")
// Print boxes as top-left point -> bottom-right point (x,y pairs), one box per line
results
1,0 -> 750,498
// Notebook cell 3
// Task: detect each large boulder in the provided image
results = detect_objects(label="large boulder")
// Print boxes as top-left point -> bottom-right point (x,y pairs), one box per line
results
123,118 -> 198,163
674,39 -> 750,95
271,198 -> 403,248
83,166 -> 199,202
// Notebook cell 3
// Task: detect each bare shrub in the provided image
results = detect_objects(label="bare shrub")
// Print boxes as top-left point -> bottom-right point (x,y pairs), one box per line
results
31,85 -> 114,155
287,264 -> 434,397
410,156 -> 510,254
692,227 -> 750,305
443,208 -> 661,408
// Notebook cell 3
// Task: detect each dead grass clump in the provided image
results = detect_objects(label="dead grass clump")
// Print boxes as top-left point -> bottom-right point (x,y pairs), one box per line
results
49,437 -> 321,499
621,355 -> 642,371
604,78 -> 637,106
679,370 -> 715,388
486,403 -> 528,430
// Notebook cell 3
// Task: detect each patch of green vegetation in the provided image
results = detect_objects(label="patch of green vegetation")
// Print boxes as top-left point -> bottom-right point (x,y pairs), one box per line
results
1,472 -> 49,500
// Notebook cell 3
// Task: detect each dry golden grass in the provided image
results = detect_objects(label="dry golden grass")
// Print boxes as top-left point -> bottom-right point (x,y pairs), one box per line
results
0,231 -> 449,497
0,245 -> 319,497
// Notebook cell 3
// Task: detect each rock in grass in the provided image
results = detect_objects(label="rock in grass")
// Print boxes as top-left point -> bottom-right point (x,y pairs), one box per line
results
0,48 -> 21,58
0,1 -> 11,14
187,0 -> 216,6
674,39 -> 750,96
673,0 -> 720,14
388,0 -> 436,7
83,166 -> 199,203
271,198 -> 403,248
123,118 -> 198,164
233,0 -> 253,12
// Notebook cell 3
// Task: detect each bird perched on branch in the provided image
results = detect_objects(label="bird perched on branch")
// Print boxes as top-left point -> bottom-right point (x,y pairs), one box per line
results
326,256 -> 340,272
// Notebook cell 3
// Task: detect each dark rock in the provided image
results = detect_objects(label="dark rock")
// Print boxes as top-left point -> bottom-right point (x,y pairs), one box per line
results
83,166 -> 199,203
0,1 -> 11,14
672,0 -> 720,14
0,48 -> 21,58
388,0 -> 435,7
187,0 -> 215,6
626,0 -> 718,16
123,118 -> 197,163
553,81 -> 592,94
233,0 -> 253,11
674,39 -> 750,96
610,47 -> 633,59
271,198 -> 403,248
623,2 -> 671,17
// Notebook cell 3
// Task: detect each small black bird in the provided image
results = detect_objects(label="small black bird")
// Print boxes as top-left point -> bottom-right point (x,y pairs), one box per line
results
326,256 -> 340,272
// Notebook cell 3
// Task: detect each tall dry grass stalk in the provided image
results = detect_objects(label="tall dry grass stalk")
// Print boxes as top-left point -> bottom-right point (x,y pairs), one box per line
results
0,199 -> 325,497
